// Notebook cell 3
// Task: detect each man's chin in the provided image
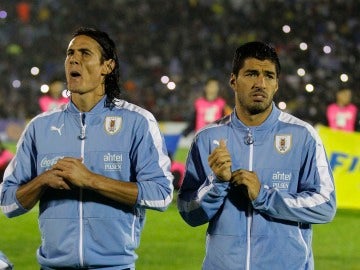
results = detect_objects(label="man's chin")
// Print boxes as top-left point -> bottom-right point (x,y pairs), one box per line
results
248,102 -> 271,115
67,88 -> 81,94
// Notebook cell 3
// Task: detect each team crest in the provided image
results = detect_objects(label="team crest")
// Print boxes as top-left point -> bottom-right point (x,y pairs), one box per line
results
104,116 -> 122,135
274,134 -> 292,154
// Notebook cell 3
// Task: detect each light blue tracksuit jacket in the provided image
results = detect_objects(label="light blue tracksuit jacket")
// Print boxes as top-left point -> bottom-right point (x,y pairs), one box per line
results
178,104 -> 336,270
0,96 -> 173,269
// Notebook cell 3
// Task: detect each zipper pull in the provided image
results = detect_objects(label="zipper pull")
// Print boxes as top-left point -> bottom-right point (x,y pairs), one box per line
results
79,113 -> 86,140
244,128 -> 254,145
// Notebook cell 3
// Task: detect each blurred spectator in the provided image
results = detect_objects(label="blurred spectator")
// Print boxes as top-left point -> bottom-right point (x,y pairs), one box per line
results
16,1 -> 31,23
171,159 -> 185,190
0,1 -> 358,124
38,79 -> 69,112
182,78 -> 231,136
326,88 -> 359,131
0,141 -> 14,182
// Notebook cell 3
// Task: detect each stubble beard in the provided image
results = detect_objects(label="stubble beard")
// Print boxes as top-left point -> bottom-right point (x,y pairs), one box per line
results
242,99 -> 273,115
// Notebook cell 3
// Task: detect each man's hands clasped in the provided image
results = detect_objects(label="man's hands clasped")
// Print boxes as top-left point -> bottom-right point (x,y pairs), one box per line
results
44,157 -> 94,190
208,139 -> 260,201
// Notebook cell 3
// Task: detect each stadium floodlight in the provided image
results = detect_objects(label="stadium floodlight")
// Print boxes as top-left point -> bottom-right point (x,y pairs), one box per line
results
161,75 -> 170,84
282,24 -> 291,33
305,84 -> 314,93
167,81 -> 176,90
0,10 -> 7,19
278,101 -> 287,110
297,68 -> 306,77
299,42 -> 308,51
40,84 -> 49,93
323,45 -> 331,54
30,66 -> 40,76
340,73 -> 348,82
12,80 -> 21,88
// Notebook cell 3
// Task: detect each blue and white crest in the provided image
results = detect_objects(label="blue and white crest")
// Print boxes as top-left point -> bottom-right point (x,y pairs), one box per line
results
274,134 -> 292,154
104,116 -> 122,135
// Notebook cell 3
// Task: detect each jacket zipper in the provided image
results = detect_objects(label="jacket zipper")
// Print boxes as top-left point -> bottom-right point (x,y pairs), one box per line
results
131,215 -> 136,242
79,113 -> 86,267
298,224 -> 309,264
245,128 -> 254,270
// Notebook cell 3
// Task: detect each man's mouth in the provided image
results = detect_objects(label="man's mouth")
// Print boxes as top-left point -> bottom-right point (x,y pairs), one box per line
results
252,92 -> 267,102
70,71 -> 81,78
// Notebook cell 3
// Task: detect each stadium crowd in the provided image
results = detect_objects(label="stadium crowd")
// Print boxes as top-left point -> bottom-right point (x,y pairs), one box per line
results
0,0 -> 359,126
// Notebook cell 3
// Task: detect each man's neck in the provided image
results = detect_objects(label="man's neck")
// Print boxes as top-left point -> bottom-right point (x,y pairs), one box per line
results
71,93 -> 105,112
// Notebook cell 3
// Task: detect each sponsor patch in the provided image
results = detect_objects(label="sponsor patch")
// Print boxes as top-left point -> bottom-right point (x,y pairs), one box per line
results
274,134 -> 292,154
104,116 -> 122,135
272,171 -> 292,190
40,156 -> 64,170
103,153 -> 123,171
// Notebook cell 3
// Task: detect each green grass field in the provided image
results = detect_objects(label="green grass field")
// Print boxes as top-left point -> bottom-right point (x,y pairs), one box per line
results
0,204 -> 359,269
1,147 -> 359,269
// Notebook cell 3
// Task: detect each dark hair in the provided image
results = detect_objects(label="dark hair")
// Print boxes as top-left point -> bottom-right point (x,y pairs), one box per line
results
205,77 -> 219,83
72,27 -> 122,102
232,41 -> 281,77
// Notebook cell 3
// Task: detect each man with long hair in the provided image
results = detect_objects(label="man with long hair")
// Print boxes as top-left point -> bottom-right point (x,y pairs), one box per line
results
1,27 -> 173,270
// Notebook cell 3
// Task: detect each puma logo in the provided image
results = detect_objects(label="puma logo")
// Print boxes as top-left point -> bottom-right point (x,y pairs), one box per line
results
212,139 -> 227,146
213,140 -> 220,146
51,124 -> 64,136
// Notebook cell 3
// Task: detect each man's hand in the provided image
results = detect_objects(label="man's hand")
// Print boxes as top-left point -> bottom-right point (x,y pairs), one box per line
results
231,169 -> 261,201
42,169 -> 71,190
51,157 -> 93,189
51,157 -> 138,206
208,139 -> 232,181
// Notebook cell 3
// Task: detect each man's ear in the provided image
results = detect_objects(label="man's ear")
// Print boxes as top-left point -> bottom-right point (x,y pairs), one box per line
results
274,78 -> 279,93
229,73 -> 236,88
102,59 -> 115,75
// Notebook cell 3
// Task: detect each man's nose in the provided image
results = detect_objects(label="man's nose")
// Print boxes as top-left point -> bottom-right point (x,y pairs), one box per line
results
69,53 -> 79,64
255,75 -> 266,87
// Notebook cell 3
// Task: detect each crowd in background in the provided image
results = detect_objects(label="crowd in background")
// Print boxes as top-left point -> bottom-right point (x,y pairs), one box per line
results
0,0 -> 359,126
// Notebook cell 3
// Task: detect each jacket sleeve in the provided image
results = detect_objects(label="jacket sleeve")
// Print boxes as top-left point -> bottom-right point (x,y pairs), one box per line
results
252,131 -> 336,224
177,136 -> 229,227
134,117 -> 174,212
0,122 -> 36,218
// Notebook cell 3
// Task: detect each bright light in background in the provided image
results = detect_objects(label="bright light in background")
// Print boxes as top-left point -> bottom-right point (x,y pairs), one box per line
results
62,89 -> 69,98
323,45 -> 331,54
40,84 -> 49,93
30,66 -> 40,76
299,42 -> 308,51
297,68 -> 306,77
340,73 -> 348,82
12,80 -> 21,88
161,75 -> 169,84
278,101 -> 287,110
0,10 -> 7,19
167,81 -> 176,90
282,25 -> 291,33
305,83 -> 314,93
